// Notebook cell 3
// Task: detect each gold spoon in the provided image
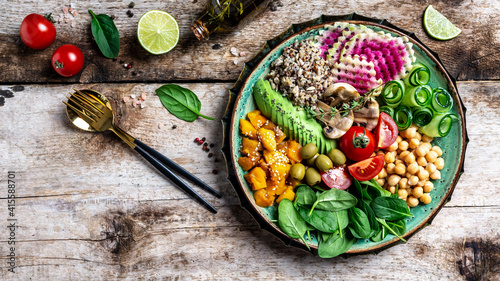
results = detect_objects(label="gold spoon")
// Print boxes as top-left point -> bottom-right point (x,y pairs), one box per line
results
64,89 -> 220,213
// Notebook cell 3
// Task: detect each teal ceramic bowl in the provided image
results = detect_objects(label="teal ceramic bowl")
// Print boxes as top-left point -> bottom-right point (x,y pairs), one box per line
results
222,14 -> 467,255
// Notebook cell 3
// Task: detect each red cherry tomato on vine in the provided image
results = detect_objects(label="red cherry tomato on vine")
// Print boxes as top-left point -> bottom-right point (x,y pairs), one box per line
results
51,45 -> 85,77
20,14 -> 56,49
374,112 -> 399,149
348,155 -> 385,181
339,126 -> 375,162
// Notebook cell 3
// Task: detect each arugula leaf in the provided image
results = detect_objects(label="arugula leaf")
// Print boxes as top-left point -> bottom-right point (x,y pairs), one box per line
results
278,199 -> 310,250
156,84 -> 214,122
89,10 -> 119,59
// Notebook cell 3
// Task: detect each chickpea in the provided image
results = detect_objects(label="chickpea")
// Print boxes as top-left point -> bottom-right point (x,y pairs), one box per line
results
422,134 -> 433,142
414,132 -> 422,141
398,188 -> 409,200
406,126 -> 417,138
395,163 -> 406,175
417,179 -> 427,187
376,178 -> 385,187
384,151 -> 396,163
387,174 -> 401,186
386,163 -> 396,174
396,136 -> 403,143
415,145 -> 428,157
388,185 -> 396,194
407,196 -> 419,207
423,181 -> 434,193
430,170 -> 441,180
407,162 -> 419,174
378,168 -> 388,179
426,163 -> 437,174
435,158 -> 445,170
420,193 -> 432,204
405,172 -> 413,179
404,152 -> 416,164
408,175 -> 419,186
399,177 -> 409,189
388,141 -> 399,152
376,150 -> 385,156
409,138 -> 420,149
417,169 -> 430,180
412,186 -> 424,198
400,150 -> 410,159
426,151 -> 438,163
417,156 -> 428,166
395,159 -> 404,166
431,146 -> 443,156
399,141 -> 409,151
421,142 -> 432,151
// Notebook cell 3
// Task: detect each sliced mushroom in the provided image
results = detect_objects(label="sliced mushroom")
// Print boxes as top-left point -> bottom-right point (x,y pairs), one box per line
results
323,83 -> 360,107
323,110 -> 354,139
353,98 -> 380,131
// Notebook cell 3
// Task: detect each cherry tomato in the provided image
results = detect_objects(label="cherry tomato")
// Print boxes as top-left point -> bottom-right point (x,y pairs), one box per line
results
339,126 -> 375,162
348,155 -> 384,181
374,112 -> 399,149
20,14 -> 56,49
51,45 -> 85,77
320,165 -> 353,190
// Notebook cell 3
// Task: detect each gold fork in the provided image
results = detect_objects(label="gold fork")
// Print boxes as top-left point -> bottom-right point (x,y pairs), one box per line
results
64,90 -> 220,213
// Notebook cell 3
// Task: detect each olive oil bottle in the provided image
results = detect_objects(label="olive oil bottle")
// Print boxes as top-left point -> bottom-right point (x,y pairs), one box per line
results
191,0 -> 271,40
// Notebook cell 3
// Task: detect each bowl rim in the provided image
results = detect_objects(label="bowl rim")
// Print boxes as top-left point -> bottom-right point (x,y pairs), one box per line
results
222,14 -> 468,256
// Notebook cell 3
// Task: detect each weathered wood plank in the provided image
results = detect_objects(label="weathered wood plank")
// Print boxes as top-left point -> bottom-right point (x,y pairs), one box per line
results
0,81 -> 499,280
0,0 -> 499,83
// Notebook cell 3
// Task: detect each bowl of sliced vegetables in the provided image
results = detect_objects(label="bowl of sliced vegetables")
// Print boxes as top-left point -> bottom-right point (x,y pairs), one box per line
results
222,14 -> 467,257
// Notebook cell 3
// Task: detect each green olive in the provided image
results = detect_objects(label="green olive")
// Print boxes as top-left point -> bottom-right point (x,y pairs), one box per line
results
306,153 -> 319,166
301,143 -> 318,160
327,148 -> 347,166
290,163 -> 306,181
305,167 -> 322,186
315,154 -> 333,172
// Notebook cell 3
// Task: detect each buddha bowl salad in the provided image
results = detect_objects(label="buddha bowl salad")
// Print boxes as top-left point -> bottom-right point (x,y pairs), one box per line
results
237,22 -> 456,257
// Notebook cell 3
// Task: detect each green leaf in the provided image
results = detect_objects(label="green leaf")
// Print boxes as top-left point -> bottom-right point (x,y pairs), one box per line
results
298,207 -> 338,233
376,218 -> 407,242
358,199 -> 380,234
371,197 -> 413,221
278,199 -> 310,250
155,84 -> 214,122
294,185 -> 317,207
89,10 -> 120,58
348,207 -> 372,239
309,188 -> 357,215
318,229 -> 356,258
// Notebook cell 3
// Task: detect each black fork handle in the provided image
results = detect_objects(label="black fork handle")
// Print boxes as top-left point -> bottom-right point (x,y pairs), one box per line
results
133,139 -> 222,198
134,145 -> 217,214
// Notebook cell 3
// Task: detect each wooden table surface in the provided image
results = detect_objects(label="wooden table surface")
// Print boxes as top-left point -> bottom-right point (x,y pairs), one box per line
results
1,0 -> 499,280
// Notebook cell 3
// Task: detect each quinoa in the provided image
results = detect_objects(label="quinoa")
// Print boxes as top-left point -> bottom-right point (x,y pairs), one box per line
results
267,39 -> 335,108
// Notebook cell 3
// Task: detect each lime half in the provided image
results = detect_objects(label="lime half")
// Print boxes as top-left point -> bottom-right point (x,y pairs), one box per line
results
137,10 -> 180,55
423,5 -> 462,40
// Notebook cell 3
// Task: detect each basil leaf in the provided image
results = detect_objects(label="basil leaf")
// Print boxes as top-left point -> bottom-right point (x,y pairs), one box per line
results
298,207 -> 338,233
371,197 -> 413,221
89,10 -> 119,58
294,185 -> 317,207
309,188 -> 357,215
155,84 -> 214,122
318,229 -> 356,258
348,207 -> 372,239
278,199 -> 310,250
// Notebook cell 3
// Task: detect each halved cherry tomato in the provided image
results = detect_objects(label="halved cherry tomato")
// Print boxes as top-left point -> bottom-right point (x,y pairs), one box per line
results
339,126 -> 375,162
320,165 -> 353,190
20,14 -> 56,49
348,155 -> 384,181
374,112 -> 399,149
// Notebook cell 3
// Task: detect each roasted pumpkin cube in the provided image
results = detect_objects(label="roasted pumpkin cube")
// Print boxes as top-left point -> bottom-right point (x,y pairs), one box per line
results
276,186 -> 296,204
247,110 -> 269,129
287,140 -> 303,163
276,140 -> 289,155
238,156 -> 259,171
261,120 -> 276,130
244,166 -> 267,191
254,189 -> 275,207
257,127 -> 276,152
257,158 -> 270,177
287,176 -> 302,188
263,150 -> 289,166
274,126 -> 287,144
269,162 -> 291,182
239,119 -> 257,139
240,137 -> 262,157
266,178 -> 287,196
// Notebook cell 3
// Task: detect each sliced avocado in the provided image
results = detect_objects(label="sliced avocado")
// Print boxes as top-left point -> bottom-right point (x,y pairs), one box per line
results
253,79 -> 272,117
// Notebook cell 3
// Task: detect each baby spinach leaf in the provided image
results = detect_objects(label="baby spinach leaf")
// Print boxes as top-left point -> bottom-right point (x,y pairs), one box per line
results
278,199 -> 310,250
358,199 -> 379,233
321,230 -> 339,243
298,207 -> 338,233
348,207 -> 372,239
371,197 -> 413,221
387,219 -> 407,236
333,209 -> 349,236
294,185 -> 317,207
156,84 -> 214,122
376,218 -> 407,242
318,229 -> 356,258
371,225 -> 387,242
362,179 -> 392,198
309,188 -> 357,215
89,10 -> 120,58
